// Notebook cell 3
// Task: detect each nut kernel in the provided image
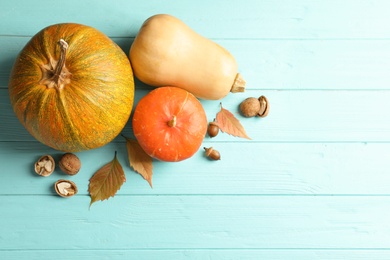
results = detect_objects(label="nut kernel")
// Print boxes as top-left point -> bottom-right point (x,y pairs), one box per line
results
54,179 -> 78,197
34,155 -> 55,177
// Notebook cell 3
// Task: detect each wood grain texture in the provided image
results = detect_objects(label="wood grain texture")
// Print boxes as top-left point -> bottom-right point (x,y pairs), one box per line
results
1,196 -> 390,250
0,141 -> 389,195
1,0 -> 390,259
4,250 -> 390,260
1,0 -> 390,39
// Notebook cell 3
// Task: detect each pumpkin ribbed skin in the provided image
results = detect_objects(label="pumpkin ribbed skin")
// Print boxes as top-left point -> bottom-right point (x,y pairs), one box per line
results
9,23 -> 134,152
132,87 -> 207,162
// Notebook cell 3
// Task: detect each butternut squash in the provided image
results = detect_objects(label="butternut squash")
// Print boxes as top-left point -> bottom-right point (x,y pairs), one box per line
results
129,14 -> 245,100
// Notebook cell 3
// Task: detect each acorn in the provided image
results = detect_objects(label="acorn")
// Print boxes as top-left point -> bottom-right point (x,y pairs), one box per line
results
207,120 -> 220,138
204,147 -> 221,160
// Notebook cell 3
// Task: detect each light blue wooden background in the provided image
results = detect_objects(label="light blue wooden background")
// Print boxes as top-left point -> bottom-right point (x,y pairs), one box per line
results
2,0 -> 390,259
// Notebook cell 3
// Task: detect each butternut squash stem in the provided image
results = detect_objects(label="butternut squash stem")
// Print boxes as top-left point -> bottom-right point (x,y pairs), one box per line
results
230,73 -> 246,93
167,115 -> 177,127
52,39 -> 68,85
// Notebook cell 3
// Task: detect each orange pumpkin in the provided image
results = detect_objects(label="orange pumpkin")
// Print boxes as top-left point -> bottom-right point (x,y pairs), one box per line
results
8,23 -> 134,152
132,87 -> 207,162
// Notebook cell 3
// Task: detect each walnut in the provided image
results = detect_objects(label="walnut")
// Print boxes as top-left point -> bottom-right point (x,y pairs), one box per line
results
54,179 -> 78,197
34,155 -> 55,177
239,96 -> 270,118
59,153 -> 81,175
239,97 -> 261,117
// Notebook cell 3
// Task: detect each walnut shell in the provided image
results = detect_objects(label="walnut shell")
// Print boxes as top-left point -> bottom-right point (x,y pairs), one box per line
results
54,179 -> 78,197
258,95 -> 270,117
59,153 -> 81,175
34,155 -> 55,177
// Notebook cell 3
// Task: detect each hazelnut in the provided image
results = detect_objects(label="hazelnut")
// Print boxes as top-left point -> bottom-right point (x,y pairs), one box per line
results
204,147 -> 221,160
34,155 -> 55,177
239,97 -> 261,117
59,153 -> 81,175
207,120 -> 219,138
54,179 -> 78,197
258,95 -> 270,117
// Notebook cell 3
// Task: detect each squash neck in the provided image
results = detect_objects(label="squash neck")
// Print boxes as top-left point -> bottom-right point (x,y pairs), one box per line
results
39,39 -> 71,90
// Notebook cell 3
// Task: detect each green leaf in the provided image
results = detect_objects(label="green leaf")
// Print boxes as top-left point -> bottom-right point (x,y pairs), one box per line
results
88,151 -> 126,207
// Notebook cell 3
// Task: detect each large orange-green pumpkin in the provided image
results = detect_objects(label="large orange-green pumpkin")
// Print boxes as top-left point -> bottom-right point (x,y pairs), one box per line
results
132,86 -> 207,162
8,23 -> 134,152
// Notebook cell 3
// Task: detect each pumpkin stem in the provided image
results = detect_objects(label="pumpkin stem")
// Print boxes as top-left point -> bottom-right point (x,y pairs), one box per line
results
39,39 -> 71,90
52,39 -> 68,84
167,115 -> 177,127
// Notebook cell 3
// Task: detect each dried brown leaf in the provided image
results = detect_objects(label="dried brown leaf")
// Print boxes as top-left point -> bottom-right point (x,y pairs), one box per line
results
216,103 -> 251,139
88,151 -> 126,207
123,135 -> 153,188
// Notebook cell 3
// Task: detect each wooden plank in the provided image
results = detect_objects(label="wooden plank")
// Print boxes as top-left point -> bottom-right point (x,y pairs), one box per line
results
3,37 -> 390,90
2,0 -> 390,256
1,142 -> 389,195
2,89 -> 390,143
1,195 -> 390,249
1,0 -> 390,39
3,249 -> 390,260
